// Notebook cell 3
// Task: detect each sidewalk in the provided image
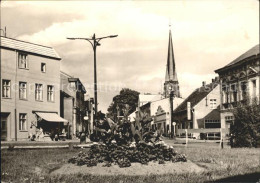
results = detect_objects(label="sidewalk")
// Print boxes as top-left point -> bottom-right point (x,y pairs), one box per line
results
0,139 -> 91,149
1,137 -> 230,150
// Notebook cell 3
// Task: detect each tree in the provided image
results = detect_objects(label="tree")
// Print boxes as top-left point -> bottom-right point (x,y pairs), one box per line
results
231,98 -> 260,148
107,88 -> 140,121
96,111 -> 106,120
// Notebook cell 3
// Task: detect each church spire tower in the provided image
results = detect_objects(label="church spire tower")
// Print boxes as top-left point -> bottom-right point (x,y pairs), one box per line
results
164,25 -> 181,98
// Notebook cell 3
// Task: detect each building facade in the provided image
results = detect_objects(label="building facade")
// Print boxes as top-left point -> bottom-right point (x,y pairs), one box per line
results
60,71 -> 87,138
150,97 -> 184,135
1,36 -> 66,141
135,93 -> 183,135
215,44 -> 260,137
173,80 -> 221,139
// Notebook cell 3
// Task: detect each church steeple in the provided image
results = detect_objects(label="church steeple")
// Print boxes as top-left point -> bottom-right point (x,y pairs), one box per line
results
164,27 -> 181,98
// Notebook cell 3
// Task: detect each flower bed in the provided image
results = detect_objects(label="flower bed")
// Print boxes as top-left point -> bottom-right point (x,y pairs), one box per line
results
68,141 -> 187,168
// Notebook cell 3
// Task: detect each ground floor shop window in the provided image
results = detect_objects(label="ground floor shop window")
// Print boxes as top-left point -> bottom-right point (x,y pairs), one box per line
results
37,120 -> 65,141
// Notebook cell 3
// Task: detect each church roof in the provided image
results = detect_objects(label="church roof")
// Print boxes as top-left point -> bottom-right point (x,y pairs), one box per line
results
165,30 -> 178,82
174,82 -> 219,113
215,44 -> 259,73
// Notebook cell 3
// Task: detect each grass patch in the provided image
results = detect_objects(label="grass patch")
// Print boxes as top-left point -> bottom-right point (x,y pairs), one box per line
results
1,144 -> 260,183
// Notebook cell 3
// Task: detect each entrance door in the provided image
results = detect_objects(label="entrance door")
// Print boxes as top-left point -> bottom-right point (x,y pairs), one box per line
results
1,113 -> 9,141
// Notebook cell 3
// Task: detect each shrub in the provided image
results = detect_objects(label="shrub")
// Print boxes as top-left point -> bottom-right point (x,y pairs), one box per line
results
231,98 -> 260,148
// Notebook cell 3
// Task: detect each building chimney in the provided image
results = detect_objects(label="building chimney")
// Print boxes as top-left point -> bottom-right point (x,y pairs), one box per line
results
202,81 -> 206,87
212,78 -> 215,83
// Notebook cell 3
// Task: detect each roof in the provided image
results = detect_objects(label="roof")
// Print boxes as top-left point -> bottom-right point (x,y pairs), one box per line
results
0,36 -> 61,60
204,109 -> 220,120
139,94 -> 162,105
215,44 -> 259,73
150,97 -> 184,116
60,71 -> 73,78
174,82 -> 219,113
165,30 -> 178,82
60,70 -> 86,94
140,101 -> 150,109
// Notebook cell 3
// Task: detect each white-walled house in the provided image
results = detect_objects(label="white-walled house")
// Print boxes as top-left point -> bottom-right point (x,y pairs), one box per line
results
173,79 -> 221,139
150,97 -> 184,135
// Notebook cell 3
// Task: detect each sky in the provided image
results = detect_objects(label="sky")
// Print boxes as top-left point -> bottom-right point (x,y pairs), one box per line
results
1,0 -> 259,112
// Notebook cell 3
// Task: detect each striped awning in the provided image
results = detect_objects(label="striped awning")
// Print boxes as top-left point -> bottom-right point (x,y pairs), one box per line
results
36,112 -> 68,123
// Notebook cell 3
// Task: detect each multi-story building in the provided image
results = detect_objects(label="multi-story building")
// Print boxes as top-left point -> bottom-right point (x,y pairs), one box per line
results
0,36 -> 67,141
215,44 -> 260,137
60,71 -> 88,138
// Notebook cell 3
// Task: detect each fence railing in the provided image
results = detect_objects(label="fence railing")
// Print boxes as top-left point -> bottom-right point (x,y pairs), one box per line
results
176,128 -> 229,134
175,128 -> 230,148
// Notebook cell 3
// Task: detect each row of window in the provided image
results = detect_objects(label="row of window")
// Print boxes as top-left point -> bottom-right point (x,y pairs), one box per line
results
2,80 -> 54,102
205,119 -> 220,123
222,80 -> 257,103
205,119 -> 221,128
222,82 -> 247,103
18,53 -> 46,72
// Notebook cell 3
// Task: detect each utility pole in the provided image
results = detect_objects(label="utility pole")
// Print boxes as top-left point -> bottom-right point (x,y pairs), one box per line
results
67,34 -> 118,134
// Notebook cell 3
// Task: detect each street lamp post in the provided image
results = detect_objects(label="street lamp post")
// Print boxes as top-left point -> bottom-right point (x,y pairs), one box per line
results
67,34 -> 118,134
169,86 -> 175,138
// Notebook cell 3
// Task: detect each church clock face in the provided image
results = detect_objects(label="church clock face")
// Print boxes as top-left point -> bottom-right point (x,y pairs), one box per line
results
168,84 -> 173,92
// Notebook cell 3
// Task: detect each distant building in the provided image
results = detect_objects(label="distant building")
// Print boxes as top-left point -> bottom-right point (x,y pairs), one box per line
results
173,79 -> 221,139
215,44 -> 260,137
60,71 -> 87,138
151,97 -> 184,135
135,94 -> 184,135
0,36 -> 67,141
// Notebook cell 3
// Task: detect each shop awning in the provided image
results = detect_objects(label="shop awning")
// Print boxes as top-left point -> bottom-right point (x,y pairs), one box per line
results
35,112 -> 68,123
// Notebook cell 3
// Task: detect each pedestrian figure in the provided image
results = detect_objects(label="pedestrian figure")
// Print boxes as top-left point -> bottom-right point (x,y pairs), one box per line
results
55,134 -> 59,141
